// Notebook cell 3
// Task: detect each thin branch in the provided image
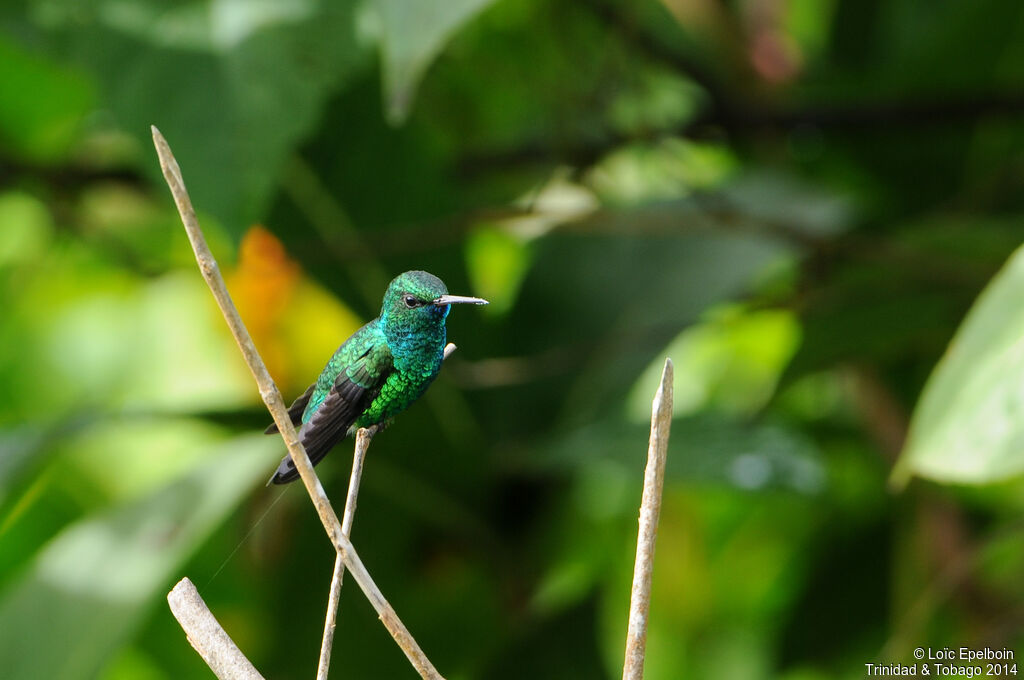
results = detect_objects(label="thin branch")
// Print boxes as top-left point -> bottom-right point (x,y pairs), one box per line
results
318,556 -> 346,680
622,358 -> 673,680
167,578 -> 265,680
152,126 -> 445,680
317,426 -> 376,680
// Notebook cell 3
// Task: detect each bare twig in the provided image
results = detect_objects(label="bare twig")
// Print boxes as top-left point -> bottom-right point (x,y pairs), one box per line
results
152,126 -> 445,680
622,358 -> 673,680
318,555 -> 346,680
317,426 -> 376,680
167,578 -> 265,680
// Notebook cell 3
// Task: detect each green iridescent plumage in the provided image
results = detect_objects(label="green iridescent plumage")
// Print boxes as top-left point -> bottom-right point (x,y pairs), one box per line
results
266,270 -> 487,484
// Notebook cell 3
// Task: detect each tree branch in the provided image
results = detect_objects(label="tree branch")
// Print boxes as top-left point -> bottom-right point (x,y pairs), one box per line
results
152,126 -> 445,680
316,425 -> 377,680
622,358 -> 673,680
167,578 -> 265,680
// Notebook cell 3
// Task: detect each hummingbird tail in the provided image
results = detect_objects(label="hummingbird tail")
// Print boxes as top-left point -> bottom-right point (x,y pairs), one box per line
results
268,456 -> 303,485
267,425 -> 349,485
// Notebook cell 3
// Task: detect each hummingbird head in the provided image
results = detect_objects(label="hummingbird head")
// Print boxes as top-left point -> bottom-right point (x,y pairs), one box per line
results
380,271 -> 487,343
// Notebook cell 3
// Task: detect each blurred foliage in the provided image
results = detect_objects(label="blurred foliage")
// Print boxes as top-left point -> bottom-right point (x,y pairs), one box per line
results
1,0 -> 1023,678
896,241 -> 1024,486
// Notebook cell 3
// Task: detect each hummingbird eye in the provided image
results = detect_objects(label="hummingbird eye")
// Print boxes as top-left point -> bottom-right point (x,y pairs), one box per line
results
403,295 -> 420,308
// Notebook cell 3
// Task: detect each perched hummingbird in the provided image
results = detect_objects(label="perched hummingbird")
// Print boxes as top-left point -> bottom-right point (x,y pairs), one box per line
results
266,270 -> 487,484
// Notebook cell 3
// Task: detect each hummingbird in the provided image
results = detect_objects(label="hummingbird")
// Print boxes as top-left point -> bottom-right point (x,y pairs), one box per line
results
266,270 -> 487,484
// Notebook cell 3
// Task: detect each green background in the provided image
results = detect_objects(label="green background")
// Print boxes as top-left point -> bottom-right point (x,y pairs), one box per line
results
1,0 -> 1023,678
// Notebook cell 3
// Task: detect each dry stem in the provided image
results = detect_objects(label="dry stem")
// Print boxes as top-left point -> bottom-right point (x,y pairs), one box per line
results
317,426 -> 375,680
167,578 -> 265,680
153,126 -> 444,680
622,358 -> 673,680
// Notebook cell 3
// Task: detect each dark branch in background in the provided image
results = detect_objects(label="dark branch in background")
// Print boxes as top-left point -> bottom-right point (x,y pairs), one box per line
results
578,0 -> 742,126
457,92 -> 1024,178
755,92 -> 1024,130
458,0 -> 1024,179
0,161 -> 145,194
845,364 -> 909,465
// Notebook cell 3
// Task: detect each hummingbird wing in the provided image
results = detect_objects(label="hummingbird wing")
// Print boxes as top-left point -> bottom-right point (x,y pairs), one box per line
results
268,337 -> 393,485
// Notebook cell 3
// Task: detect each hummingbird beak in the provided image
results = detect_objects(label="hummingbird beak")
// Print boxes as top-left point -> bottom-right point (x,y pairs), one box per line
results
433,294 -> 489,306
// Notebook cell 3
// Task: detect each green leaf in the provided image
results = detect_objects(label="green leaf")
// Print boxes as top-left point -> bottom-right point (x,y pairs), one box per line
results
30,0 -> 365,233
0,192 -> 55,266
538,414 -> 825,495
894,242 -> 1024,486
0,35 -> 94,162
465,224 -> 532,316
627,304 -> 801,419
376,0 -> 495,123
518,217 -> 793,423
0,433 -> 279,680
